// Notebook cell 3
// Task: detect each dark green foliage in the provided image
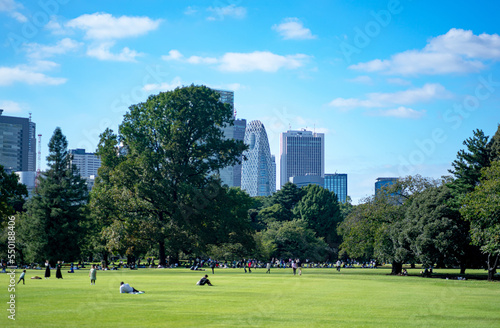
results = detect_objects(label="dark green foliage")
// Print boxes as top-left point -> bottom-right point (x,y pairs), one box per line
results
21,128 -> 88,264
403,185 -> 469,268
461,160 -> 500,281
0,164 -> 27,218
449,129 -> 491,193
270,182 -> 305,212
488,124 -> 500,161
293,184 -> 342,249
259,219 -> 327,261
96,85 -> 247,265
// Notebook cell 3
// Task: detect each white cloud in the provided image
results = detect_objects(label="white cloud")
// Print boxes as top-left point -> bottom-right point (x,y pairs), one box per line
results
329,83 -> 451,110
219,51 -> 309,72
272,18 -> 316,40
207,4 -> 246,21
161,50 -> 309,73
348,75 -> 373,84
66,12 -> 162,40
86,42 -> 142,62
162,49 -> 183,61
369,107 -> 426,119
0,0 -> 26,22
0,64 -> 66,86
0,100 -> 24,113
143,76 -> 183,92
187,55 -> 218,64
184,6 -> 197,15
387,78 -> 411,86
350,28 -> 500,75
205,82 -> 244,92
25,38 -> 82,59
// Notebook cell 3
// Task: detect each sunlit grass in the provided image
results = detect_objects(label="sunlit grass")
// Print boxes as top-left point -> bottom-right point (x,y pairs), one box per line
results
1,266 -> 499,327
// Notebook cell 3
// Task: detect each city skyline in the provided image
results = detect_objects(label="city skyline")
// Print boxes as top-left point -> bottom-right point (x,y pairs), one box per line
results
1,1 -> 499,203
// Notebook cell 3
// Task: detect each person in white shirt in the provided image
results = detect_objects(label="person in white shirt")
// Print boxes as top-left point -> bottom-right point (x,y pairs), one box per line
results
120,282 -> 144,294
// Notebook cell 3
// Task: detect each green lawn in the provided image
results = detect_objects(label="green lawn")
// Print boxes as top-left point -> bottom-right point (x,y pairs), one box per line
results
2,266 -> 499,327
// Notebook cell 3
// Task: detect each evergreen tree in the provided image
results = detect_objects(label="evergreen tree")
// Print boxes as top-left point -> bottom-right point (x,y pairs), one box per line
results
293,184 -> 342,255
21,128 -> 88,264
449,129 -> 491,193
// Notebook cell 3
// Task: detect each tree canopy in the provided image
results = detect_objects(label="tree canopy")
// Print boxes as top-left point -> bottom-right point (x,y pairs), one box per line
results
21,127 -> 88,264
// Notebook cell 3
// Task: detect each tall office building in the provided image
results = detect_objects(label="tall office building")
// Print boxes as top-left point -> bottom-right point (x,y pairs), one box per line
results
324,173 -> 348,203
220,118 -> 246,187
213,89 -> 247,187
290,175 -> 324,188
241,120 -> 276,196
280,129 -> 324,187
70,148 -> 101,190
0,110 -> 36,173
214,89 -> 234,112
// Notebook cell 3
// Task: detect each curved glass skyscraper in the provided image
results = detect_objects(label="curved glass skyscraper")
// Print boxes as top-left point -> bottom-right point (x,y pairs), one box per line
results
241,120 -> 276,197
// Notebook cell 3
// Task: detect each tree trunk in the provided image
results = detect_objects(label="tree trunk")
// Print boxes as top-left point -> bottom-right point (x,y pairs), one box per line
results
487,254 -> 499,282
158,239 -> 166,266
391,261 -> 402,275
460,262 -> 466,275
169,251 -> 180,267
102,252 -> 109,268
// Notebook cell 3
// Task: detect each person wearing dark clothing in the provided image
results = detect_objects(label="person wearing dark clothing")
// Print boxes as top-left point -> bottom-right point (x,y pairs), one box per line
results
196,275 -> 213,286
56,261 -> 63,279
210,261 -> 216,274
44,260 -> 51,279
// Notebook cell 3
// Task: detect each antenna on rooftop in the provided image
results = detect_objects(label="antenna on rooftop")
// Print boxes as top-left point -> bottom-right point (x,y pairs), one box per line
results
35,134 -> 42,190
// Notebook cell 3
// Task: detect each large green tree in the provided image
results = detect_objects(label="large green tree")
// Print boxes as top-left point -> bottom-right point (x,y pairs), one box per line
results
20,128 -> 88,264
449,129 -> 491,194
461,160 -> 500,281
0,165 -> 27,262
339,176 -> 437,274
109,85 -> 247,265
259,219 -> 327,261
293,184 -> 342,257
403,184 -> 471,270
488,124 -> 500,162
0,164 -> 27,218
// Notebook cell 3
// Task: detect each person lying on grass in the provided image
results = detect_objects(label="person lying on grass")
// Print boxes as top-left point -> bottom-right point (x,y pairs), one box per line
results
196,274 -> 213,286
120,281 -> 145,294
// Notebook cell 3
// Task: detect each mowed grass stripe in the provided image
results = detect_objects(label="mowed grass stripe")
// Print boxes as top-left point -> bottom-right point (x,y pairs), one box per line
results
2,267 -> 499,327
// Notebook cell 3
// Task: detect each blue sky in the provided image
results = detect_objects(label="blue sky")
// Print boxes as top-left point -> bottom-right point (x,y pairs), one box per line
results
1,0 -> 499,203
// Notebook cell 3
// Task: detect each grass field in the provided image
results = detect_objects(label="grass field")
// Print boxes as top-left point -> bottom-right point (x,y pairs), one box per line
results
1,266 -> 499,327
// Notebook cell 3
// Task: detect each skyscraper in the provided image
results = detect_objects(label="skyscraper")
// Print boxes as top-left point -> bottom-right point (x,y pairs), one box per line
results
324,173 -> 348,203
0,110 -> 36,173
241,120 -> 276,196
280,129 -> 324,187
220,118 -> 246,187
212,89 -> 246,187
70,148 -> 102,190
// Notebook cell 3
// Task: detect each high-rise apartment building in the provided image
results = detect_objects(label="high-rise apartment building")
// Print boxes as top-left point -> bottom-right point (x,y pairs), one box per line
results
70,148 -> 101,190
0,110 -> 36,173
324,173 -> 348,203
280,129 -> 324,187
241,120 -> 276,196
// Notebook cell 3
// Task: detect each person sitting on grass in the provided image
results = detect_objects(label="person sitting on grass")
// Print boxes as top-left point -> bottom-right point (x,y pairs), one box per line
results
196,274 -> 213,286
120,282 -> 144,294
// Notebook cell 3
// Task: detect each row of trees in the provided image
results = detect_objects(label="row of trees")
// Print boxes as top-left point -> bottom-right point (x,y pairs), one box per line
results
338,129 -> 500,280
0,85 -> 498,280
